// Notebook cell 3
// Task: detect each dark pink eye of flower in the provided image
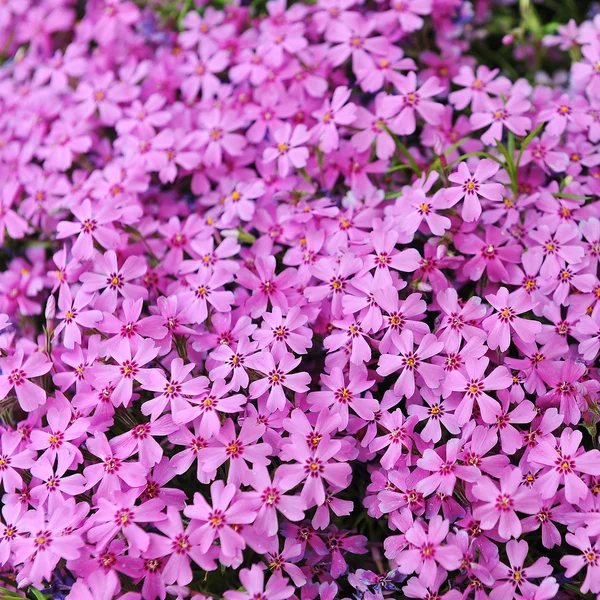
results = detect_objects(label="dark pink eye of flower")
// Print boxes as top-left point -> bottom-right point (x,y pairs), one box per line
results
584,548 -> 599,565
388,427 -> 406,443
46,477 -> 60,491
509,567 -> 527,584
498,307 -> 516,322
347,323 -> 362,337
463,179 -> 480,194
9,369 -> 25,385
107,273 -> 123,289
132,424 -> 150,439
388,312 -> 405,329
376,252 -> 390,266
121,322 -> 137,337
0,455 -> 11,470
260,280 -> 276,294
103,456 -> 121,473
81,219 -> 97,233
428,404 -> 443,419
495,494 -> 514,511
120,360 -> 139,378
172,533 -> 190,554
116,509 -> 134,526
305,457 -> 324,477
330,276 -> 344,291
334,387 -> 352,404
33,530 -> 52,550
420,542 -> 436,559
99,385 -> 114,402
164,381 -> 182,398
143,558 -> 162,573
268,369 -> 285,386
307,431 -> 322,448
273,325 -> 289,341
47,432 -> 64,448
64,308 -> 77,323
191,437 -> 207,453
195,285 -> 211,298
465,380 -> 484,397
555,455 -> 575,473
261,486 -> 281,506
482,244 -> 497,258
208,510 -> 226,529
543,239 -> 560,254
229,353 -> 243,368
226,440 -> 244,457
401,353 -> 419,369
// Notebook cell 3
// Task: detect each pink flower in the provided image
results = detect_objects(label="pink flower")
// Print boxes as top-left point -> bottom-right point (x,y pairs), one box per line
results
388,73 -> 445,135
137,357 -> 209,422
201,418 -> 272,486
198,109 -> 247,167
95,338 -> 160,407
369,409 -> 417,470
396,516 -> 462,587
83,432 -> 148,497
87,490 -> 166,557
0,432 -> 36,493
223,564 -> 294,600
309,367 -> 376,427
416,439 -> 480,496
145,506 -> 217,586
278,437 -> 352,507
446,159 -> 505,222
446,357 -> 512,424
0,180 -> 28,244
383,0 -> 431,32
0,349 -> 52,412
470,95 -> 532,146
56,198 -> 120,260
472,467 -> 539,540
80,250 -> 147,313
242,465 -> 307,537
449,65 -> 510,111
110,414 -> 177,468
311,86 -> 357,153
529,427 -> 600,503
54,287 -> 102,349
489,540 -> 553,600
247,351 -> 311,412
520,134 -> 569,173
561,529 -> 600,594
483,287 -> 542,351
184,480 -> 256,557
263,124 -> 311,177
30,456 -> 86,512
377,331 -> 444,399
12,500 -> 84,587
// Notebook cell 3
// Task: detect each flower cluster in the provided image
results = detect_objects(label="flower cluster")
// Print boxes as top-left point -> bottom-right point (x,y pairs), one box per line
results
1,0 -> 600,599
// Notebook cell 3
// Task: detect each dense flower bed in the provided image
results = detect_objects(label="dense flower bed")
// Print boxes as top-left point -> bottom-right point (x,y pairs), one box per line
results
1,0 -> 600,598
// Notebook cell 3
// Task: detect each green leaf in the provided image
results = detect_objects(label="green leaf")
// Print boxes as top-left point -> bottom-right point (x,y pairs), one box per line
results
176,0 -> 194,30
0,587 -> 22,600
383,125 -> 421,175
427,136 -> 472,174
508,132 -> 516,161
385,190 -> 403,199
448,151 -> 506,169
553,193 -> 591,200
28,588 -> 49,600
386,164 -> 416,174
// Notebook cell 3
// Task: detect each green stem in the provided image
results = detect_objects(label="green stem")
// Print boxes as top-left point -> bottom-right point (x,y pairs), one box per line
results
384,126 -> 421,175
